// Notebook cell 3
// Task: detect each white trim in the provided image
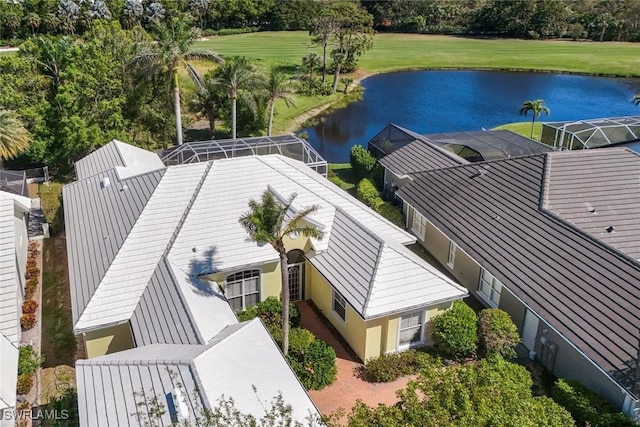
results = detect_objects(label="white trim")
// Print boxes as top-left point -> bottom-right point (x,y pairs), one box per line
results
477,269 -> 502,308
224,269 -> 262,311
396,310 -> 425,350
447,241 -> 457,268
410,207 -> 427,239
332,289 -> 346,325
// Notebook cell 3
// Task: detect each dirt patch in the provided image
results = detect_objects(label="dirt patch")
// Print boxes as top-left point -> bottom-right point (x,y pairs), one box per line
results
39,365 -> 76,405
41,234 -> 83,368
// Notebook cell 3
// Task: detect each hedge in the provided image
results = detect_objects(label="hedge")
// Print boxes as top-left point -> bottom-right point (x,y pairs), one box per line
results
432,301 -> 478,359
235,296 -> 300,331
285,328 -> 337,390
477,308 -> 520,358
376,202 -> 404,226
551,379 -> 635,427
365,350 -> 441,382
350,145 -> 377,179
357,178 -> 383,211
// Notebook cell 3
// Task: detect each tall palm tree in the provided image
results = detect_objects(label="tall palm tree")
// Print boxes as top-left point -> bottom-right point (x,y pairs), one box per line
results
210,58 -> 262,139
520,99 -> 550,139
130,17 -> 223,145
239,190 -> 322,356
263,68 -> 296,136
0,110 -> 31,164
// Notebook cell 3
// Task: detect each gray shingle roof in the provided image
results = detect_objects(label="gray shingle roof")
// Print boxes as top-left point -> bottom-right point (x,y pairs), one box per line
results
544,148 -> 640,260
397,148 -> 640,395
64,168 -> 165,325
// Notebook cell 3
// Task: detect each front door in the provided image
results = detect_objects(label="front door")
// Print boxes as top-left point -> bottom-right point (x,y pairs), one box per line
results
288,263 -> 304,301
522,309 -> 539,351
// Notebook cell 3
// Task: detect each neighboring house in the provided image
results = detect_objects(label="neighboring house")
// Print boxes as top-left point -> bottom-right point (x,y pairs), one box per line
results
373,124 -> 553,194
0,190 -> 31,425
397,147 -> 640,419
541,115 -> 640,150
64,140 -> 467,424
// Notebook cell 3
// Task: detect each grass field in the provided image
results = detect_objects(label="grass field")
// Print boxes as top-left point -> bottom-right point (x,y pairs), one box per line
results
493,121 -> 544,140
199,32 -> 640,77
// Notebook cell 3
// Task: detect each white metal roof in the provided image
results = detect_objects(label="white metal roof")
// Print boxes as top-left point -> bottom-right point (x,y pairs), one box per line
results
75,139 -> 165,180
0,197 -> 19,344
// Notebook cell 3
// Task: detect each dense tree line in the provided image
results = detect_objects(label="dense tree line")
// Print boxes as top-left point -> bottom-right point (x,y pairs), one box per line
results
2,1 -> 640,43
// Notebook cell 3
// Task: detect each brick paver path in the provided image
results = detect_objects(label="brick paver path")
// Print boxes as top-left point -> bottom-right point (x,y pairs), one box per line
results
296,301 -> 414,425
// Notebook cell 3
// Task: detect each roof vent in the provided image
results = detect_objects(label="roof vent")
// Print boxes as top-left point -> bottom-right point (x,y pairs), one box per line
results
120,184 -> 128,192
100,177 -> 110,189
587,206 -> 596,214
170,387 -> 190,421
606,225 -> 615,233
472,165 -> 490,179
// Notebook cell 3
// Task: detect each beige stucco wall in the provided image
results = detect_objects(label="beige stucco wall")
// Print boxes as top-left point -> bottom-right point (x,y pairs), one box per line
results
84,322 -> 135,358
383,168 -> 413,194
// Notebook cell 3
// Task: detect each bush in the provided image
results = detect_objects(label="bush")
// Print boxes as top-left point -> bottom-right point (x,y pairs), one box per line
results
25,277 -> 38,299
477,308 -> 520,358
235,296 -> 300,331
365,350 -> 440,382
20,313 -> 36,331
432,301 -> 478,359
39,182 -> 63,232
26,257 -> 37,270
357,178 -> 383,210
285,328 -> 337,390
22,299 -> 38,315
16,373 -> 33,395
551,379 -> 635,427
350,145 -> 377,179
376,202 -> 404,226
46,386 -> 79,427
18,345 -> 43,376
25,265 -> 40,280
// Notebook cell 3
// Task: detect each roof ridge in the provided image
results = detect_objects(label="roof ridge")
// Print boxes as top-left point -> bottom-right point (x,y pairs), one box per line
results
408,151 -> 549,176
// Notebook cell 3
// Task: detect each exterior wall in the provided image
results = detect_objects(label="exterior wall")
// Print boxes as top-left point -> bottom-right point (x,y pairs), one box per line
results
13,209 -> 28,298
383,168 -> 412,194
84,322 -> 135,358
499,287 -> 525,334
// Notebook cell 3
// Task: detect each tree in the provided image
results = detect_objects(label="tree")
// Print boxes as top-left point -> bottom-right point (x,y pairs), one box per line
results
477,308 -> 520,358
191,79 -> 225,137
122,0 -> 144,29
310,10 -> 337,85
302,52 -> 321,83
263,67 -> 296,136
210,57 -> 262,139
520,99 -> 550,138
0,110 -> 31,162
239,190 -> 322,356
130,16 -> 223,146
432,300 -> 478,360
57,0 -> 80,35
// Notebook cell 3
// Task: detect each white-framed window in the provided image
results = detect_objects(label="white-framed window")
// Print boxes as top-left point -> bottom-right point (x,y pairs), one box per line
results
332,290 -> 346,323
478,269 -> 502,307
411,207 -> 427,239
447,241 -> 457,268
225,270 -> 260,311
398,311 -> 423,348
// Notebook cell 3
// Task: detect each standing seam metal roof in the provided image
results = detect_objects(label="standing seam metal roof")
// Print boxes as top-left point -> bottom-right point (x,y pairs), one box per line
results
397,150 -> 640,395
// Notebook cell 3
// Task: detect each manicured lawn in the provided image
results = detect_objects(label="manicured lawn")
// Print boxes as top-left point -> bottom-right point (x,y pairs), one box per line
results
199,32 -> 640,77
493,121 -> 544,141
328,163 -> 356,195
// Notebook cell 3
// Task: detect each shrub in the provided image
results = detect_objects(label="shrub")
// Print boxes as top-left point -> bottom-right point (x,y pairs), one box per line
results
235,296 -> 300,331
25,266 -> 39,280
477,308 -> 520,358
365,350 -> 440,382
285,328 -> 337,390
357,178 -> 383,210
349,145 -> 377,179
46,386 -> 79,427
376,202 -> 404,226
39,182 -> 63,232
18,345 -> 43,376
22,299 -> 38,315
432,301 -> 478,359
20,313 -> 36,331
16,374 -> 33,395
26,257 -> 37,270
551,379 -> 635,427
25,277 -> 38,299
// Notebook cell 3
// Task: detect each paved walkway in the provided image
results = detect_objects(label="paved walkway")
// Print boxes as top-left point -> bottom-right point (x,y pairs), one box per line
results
296,301 -> 413,425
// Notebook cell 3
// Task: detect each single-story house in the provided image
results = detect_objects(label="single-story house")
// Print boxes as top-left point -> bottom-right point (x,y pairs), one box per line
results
0,190 -> 31,425
64,140 -> 468,424
397,147 -> 640,420
373,124 -> 553,194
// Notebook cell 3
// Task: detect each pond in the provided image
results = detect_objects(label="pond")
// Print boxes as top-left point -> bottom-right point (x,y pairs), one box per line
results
297,70 -> 640,163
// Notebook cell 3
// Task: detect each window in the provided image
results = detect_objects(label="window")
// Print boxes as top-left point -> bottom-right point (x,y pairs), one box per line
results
332,290 -> 346,323
447,242 -> 457,268
478,269 -> 502,307
398,312 -> 423,348
411,207 -> 427,239
225,270 -> 260,311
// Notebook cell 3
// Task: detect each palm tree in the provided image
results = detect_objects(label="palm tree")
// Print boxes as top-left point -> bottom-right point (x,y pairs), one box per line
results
520,99 -> 550,139
210,58 -> 262,139
130,17 -> 223,145
0,110 -> 31,164
263,68 -> 296,136
191,79 -> 223,137
239,190 -> 322,356
302,52 -> 321,83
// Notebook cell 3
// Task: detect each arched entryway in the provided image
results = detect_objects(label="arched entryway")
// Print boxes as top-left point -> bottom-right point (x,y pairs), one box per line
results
286,249 -> 305,301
